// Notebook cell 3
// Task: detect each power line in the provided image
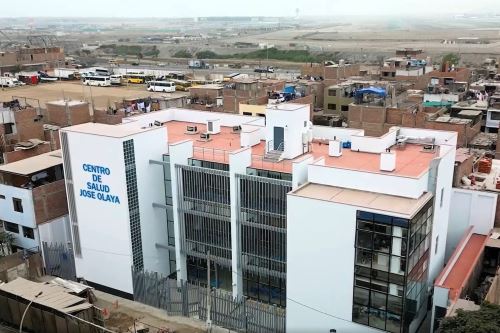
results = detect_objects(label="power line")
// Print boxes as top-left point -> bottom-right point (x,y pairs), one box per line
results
77,247 -> 366,326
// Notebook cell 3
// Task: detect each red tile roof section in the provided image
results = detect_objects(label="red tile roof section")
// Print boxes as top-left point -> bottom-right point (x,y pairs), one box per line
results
437,233 -> 488,302
166,121 -> 436,176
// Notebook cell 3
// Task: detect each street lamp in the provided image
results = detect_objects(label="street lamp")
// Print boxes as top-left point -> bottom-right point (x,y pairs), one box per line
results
19,291 -> 43,333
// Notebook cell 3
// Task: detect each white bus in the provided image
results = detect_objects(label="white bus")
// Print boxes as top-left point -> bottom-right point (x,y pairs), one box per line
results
147,81 -> 176,92
82,76 -> 111,87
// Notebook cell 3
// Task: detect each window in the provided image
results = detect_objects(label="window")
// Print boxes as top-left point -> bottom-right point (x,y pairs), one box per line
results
328,89 -> 337,96
243,112 -> 252,116
0,194 -> 5,199
491,112 -> 500,121
328,103 -> 337,110
4,221 -> 19,233
440,188 -> 444,207
435,235 -> 439,254
353,205 -> 433,333
13,198 -> 23,213
341,105 -> 349,112
22,226 -> 34,239
3,123 -> 13,135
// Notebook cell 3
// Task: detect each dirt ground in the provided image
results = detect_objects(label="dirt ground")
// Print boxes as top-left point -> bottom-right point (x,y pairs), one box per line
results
95,295 -> 205,333
0,81 -> 187,109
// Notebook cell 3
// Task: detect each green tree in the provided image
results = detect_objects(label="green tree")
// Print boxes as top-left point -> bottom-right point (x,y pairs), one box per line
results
439,303 -> 500,333
196,50 -> 219,59
0,230 -> 15,256
442,53 -> 460,66
173,50 -> 192,58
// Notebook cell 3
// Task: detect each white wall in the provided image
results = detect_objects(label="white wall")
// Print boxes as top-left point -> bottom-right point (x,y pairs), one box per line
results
423,93 -> 460,103
428,146 -> 456,284
307,163 -> 429,199
64,131 -> 134,294
0,108 -> 15,125
168,140 -> 193,283
240,128 -> 261,148
265,104 -> 309,159
0,184 -> 36,228
399,128 -> 457,147
446,188 -> 496,260
292,155 -> 314,189
312,126 -> 364,142
0,184 -> 38,249
350,129 -> 398,153
287,194 -> 380,333
229,148 -> 252,298
38,215 -> 71,245
486,111 -> 500,129
122,108 -> 262,129
133,128 -> 170,275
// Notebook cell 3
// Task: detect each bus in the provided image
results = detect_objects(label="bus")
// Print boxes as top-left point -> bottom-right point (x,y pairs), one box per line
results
170,79 -> 191,91
94,67 -> 112,76
147,81 -> 176,93
124,73 -> 151,84
188,79 -> 221,86
82,76 -> 111,87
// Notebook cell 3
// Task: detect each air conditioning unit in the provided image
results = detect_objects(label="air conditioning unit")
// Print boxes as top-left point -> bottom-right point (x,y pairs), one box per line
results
186,125 -> 198,134
200,132 -> 211,141
154,120 -> 162,127
232,125 -> 242,133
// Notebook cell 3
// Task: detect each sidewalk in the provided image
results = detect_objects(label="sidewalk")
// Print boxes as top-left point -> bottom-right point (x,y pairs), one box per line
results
94,290 -> 235,333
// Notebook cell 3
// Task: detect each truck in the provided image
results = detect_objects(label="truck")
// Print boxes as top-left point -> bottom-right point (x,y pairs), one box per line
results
0,77 -> 24,87
188,59 -> 210,69
254,66 -> 274,73
53,68 -> 80,80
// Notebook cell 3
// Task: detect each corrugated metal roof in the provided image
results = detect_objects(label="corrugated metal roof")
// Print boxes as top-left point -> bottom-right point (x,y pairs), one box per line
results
0,278 -> 92,314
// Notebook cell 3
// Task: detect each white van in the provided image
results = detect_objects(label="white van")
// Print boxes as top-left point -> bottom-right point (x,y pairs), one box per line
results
0,77 -> 24,87
110,75 -> 122,85
82,76 -> 111,87
147,81 -> 176,93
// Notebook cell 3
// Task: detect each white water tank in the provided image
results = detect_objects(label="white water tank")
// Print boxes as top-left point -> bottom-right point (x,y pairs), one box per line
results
380,151 -> 396,172
329,140 -> 342,157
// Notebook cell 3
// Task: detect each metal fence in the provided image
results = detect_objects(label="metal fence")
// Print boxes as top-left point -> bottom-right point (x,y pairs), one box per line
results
132,268 -> 285,333
42,242 -> 76,281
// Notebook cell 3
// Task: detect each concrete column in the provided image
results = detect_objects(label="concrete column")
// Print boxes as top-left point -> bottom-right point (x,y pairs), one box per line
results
168,140 -> 193,286
229,147 -> 252,299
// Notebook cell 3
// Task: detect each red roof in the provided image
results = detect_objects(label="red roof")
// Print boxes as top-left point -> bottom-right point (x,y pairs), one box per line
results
436,231 -> 488,302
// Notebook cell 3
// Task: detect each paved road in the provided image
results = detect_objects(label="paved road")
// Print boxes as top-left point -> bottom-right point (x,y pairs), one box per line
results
96,62 -> 301,79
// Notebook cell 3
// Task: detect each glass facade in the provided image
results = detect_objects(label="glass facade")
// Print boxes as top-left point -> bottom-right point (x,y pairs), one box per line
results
246,168 -> 292,181
352,201 -> 433,333
163,155 -> 176,275
176,164 -> 232,290
123,139 -> 143,270
237,173 -> 291,307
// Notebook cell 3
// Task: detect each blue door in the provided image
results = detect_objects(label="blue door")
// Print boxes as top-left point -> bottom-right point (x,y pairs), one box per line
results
273,126 -> 284,151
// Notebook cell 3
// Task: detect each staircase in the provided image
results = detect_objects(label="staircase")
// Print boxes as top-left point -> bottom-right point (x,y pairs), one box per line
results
264,142 -> 284,162
264,150 -> 283,162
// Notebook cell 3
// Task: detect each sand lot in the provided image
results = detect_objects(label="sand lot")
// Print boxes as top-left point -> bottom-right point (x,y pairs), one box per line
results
0,81 -> 188,109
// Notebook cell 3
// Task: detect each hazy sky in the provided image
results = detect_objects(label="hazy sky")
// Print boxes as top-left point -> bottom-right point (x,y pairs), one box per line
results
2,0 -> 498,17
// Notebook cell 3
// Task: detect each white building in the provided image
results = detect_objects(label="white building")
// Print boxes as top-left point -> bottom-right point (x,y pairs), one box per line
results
0,150 -> 70,252
60,104 -> 456,332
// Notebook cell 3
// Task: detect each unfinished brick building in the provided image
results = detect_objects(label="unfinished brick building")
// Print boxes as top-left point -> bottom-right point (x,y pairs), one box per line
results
349,102 -> 480,146
0,47 -> 65,74
44,100 -> 91,127
223,79 -> 285,113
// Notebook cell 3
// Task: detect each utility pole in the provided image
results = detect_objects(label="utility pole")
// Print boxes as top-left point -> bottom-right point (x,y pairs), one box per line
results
206,250 -> 212,332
